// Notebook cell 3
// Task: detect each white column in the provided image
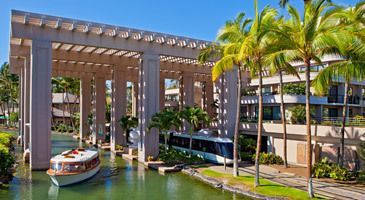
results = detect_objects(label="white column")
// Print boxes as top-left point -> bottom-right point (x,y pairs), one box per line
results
182,72 -> 194,107
92,75 -> 106,144
218,70 -> 238,137
160,75 -> 165,111
23,56 -> 30,151
138,53 -> 160,162
19,64 -> 24,146
132,82 -> 138,117
206,81 -> 215,118
182,72 -> 194,131
80,75 -> 92,140
110,67 -> 127,151
30,40 -> 52,170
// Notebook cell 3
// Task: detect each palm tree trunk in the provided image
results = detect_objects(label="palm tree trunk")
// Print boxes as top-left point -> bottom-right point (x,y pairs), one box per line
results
279,69 -> 288,168
233,67 -> 242,177
305,58 -> 313,198
189,126 -> 193,157
339,80 -> 349,167
164,131 -> 168,152
254,65 -> 263,187
65,92 -> 75,131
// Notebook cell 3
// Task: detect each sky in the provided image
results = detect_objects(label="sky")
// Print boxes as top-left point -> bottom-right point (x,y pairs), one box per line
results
0,0 -> 359,63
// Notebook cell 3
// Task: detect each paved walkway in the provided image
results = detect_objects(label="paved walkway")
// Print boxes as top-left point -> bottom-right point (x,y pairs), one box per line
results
209,165 -> 365,200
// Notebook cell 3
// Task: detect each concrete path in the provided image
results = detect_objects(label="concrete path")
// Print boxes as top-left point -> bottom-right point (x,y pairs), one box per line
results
209,165 -> 365,200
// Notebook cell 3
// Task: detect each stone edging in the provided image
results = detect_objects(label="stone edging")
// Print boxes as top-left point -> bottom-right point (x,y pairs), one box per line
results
181,168 -> 283,200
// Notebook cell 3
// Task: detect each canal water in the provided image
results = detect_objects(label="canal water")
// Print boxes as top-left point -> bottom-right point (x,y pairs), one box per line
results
0,133 -> 250,200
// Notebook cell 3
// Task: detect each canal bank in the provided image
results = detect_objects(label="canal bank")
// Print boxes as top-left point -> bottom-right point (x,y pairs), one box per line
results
0,133 -> 250,200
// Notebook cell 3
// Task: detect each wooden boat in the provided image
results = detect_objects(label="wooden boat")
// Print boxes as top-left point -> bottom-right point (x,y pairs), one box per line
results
46,148 -> 100,186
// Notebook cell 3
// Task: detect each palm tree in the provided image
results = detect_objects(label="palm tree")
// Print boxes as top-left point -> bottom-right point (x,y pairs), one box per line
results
0,62 -> 19,126
198,12 -> 251,177
148,108 -> 181,151
279,0 -> 331,8
312,5 -> 365,167
119,115 -> 138,144
179,106 -> 210,156
265,51 -> 300,168
235,0 -> 278,187
274,0 -> 340,196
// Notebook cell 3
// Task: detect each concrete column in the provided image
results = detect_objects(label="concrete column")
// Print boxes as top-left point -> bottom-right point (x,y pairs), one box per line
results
201,81 -> 207,111
138,53 -> 160,162
23,56 -> 30,151
92,75 -> 106,144
206,81 -> 215,118
217,69 -> 238,137
80,75 -> 92,140
19,64 -> 24,146
29,40 -> 52,170
110,67 -> 127,151
160,76 -> 165,110
132,82 -> 138,117
182,72 -> 194,107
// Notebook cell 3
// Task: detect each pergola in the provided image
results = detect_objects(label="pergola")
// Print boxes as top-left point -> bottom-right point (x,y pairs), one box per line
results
9,10 -> 238,170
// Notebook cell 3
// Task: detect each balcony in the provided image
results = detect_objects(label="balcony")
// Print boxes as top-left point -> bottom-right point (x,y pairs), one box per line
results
327,95 -> 360,105
241,94 -> 328,105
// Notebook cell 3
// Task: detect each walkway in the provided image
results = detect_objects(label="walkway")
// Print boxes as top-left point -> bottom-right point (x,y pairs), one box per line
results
209,165 -> 365,200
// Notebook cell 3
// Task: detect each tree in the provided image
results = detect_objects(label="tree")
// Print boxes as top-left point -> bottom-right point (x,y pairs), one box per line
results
266,51 -> 300,167
198,12 -> 251,177
179,106 -> 210,156
148,108 -> 181,151
279,0 -> 331,8
119,115 -> 138,144
274,0 -> 340,196
312,3 -> 365,166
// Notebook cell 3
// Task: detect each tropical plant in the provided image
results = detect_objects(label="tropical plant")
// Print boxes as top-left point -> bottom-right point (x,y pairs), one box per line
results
312,1 -> 365,167
0,62 -> 19,126
266,50 -> 300,168
198,9 -> 252,177
253,152 -> 284,165
9,112 -> 19,127
148,108 -> 181,151
119,115 -> 138,144
274,0 -> 341,196
283,83 -> 306,95
179,106 -> 210,156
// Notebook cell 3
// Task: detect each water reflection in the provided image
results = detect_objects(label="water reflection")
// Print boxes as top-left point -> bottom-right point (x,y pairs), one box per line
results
0,133 -> 250,200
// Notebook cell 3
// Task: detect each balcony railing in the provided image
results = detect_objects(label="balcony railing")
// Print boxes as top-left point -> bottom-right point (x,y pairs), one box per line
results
327,95 -> 360,104
322,117 -> 365,126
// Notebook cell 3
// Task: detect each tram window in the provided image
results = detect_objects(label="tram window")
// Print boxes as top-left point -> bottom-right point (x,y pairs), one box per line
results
51,163 -> 62,171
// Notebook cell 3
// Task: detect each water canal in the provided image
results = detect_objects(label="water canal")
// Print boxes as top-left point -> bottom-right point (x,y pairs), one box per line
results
0,133 -> 250,200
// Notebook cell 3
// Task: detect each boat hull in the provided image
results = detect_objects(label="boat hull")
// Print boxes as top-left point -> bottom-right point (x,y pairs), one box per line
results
48,164 -> 100,187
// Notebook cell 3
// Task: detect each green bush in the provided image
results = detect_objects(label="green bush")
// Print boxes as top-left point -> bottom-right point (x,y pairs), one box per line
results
313,157 -> 332,178
253,152 -> 284,165
312,157 -> 352,181
238,135 -> 256,161
0,133 -> 15,184
9,112 -> 19,124
330,165 -> 351,181
283,83 -> 305,95
158,146 -> 204,165
356,171 -> 365,184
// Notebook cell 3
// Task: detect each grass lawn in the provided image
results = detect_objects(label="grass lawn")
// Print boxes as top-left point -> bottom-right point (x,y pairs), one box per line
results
201,169 -> 325,200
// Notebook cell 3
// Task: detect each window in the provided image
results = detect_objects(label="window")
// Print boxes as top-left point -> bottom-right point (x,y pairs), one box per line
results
51,162 -> 62,171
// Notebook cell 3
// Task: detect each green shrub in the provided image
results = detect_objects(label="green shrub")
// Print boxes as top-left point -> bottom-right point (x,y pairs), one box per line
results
158,146 -> 204,165
312,157 -> 352,181
0,133 -> 13,147
9,112 -> 19,124
283,83 -> 305,95
0,133 -> 15,184
253,152 -> 284,165
356,171 -> 365,184
330,165 -> 351,181
238,135 -> 256,161
313,157 -> 332,178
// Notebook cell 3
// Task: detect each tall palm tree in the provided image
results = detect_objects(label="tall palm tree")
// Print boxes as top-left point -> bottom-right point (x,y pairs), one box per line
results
312,5 -> 365,167
274,0 -> 340,196
149,108 -> 181,151
198,12 -> 251,177
236,0 -> 278,187
265,51 -> 300,168
179,106 -> 210,156
279,0 -> 331,8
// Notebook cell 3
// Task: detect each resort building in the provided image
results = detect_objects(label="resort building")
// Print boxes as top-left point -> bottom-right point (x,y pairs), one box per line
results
240,55 -> 365,169
52,93 -> 79,125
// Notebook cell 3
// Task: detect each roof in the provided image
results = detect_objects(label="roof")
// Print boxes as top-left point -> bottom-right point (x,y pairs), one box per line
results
51,149 -> 98,163
52,93 -> 79,104
52,107 -> 71,118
